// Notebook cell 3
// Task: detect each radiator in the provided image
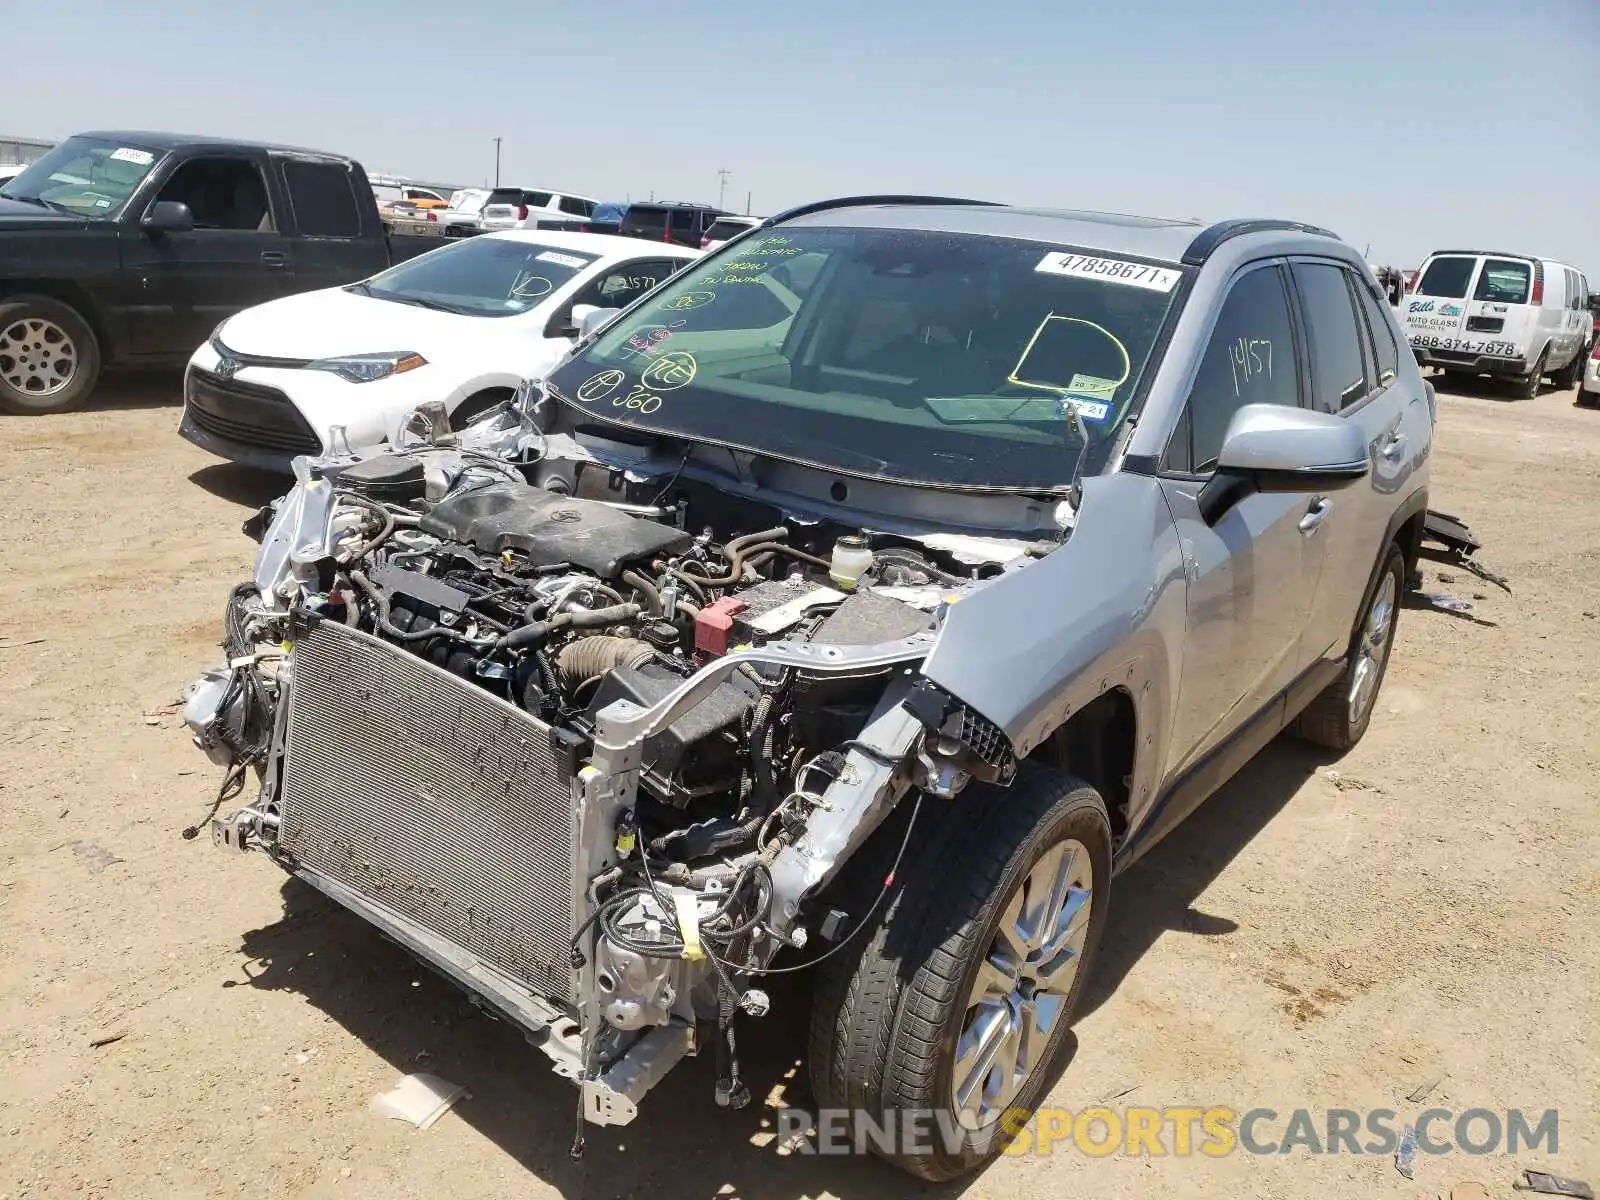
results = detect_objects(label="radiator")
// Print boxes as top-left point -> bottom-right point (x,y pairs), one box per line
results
276,621 -> 580,1005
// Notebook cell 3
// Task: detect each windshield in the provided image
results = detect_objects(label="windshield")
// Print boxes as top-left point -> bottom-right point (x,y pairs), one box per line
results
357,237 -> 599,316
0,135 -> 163,217
544,226 -> 1186,490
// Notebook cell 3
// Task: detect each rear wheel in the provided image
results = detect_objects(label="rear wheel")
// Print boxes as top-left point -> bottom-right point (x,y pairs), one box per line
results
0,296 -> 102,415
1515,348 -> 1548,399
1578,386 -> 1599,409
1291,544 -> 1404,752
1551,343 -> 1586,391
809,767 -> 1112,1181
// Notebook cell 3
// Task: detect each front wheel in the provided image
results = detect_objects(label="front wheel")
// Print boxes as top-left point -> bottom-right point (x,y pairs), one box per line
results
0,296 -> 103,415
809,767 -> 1112,1181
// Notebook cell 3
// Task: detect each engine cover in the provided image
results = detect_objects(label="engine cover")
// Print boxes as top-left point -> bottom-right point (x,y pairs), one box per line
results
419,482 -> 693,579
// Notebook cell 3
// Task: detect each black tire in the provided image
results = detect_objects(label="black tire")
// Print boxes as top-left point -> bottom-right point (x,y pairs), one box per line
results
808,767 -> 1112,1181
1578,386 -> 1598,409
1548,340 -> 1587,392
0,295 -> 102,415
1291,543 -> 1405,752
1515,347 -> 1548,400
1551,343 -> 1587,391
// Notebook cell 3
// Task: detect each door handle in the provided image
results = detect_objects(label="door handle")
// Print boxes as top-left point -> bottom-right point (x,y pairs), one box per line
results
1379,432 -> 1406,461
260,251 -> 288,269
1299,498 -> 1331,535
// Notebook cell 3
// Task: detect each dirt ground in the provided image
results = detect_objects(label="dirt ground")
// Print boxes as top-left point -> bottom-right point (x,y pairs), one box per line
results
0,373 -> 1596,1200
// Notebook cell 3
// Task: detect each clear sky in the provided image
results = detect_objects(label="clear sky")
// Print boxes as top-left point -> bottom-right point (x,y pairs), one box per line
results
4,0 -> 1597,276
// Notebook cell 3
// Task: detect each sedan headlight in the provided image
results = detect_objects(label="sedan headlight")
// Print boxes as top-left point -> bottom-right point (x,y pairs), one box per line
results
306,351 -> 428,384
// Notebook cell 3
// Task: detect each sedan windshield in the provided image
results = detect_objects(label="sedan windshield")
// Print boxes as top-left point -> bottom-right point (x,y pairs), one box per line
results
0,135 -> 163,217
356,237 -> 599,317
544,226 -> 1185,490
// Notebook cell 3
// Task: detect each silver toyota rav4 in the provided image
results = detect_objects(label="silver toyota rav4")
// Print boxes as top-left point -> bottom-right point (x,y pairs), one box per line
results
183,197 -> 1433,1181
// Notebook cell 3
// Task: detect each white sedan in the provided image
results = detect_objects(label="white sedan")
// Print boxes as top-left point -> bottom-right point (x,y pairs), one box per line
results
180,231 -> 700,470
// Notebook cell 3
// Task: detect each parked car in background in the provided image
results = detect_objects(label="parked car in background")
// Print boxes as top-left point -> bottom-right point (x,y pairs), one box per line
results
1577,295 -> 1600,407
701,213 -> 763,249
0,131 -> 442,414
478,188 -> 598,232
370,178 -> 455,210
438,188 -> 490,236
180,230 -> 698,468
528,200 -> 628,236
184,199 -> 1433,1183
619,201 -> 728,246
1399,249 -> 1591,397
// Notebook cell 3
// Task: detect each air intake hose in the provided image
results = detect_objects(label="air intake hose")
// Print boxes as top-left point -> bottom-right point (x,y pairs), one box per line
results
555,636 -> 654,687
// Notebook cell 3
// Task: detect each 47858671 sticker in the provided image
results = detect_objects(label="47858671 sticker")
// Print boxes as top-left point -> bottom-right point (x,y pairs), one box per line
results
1036,252 -> 1181,292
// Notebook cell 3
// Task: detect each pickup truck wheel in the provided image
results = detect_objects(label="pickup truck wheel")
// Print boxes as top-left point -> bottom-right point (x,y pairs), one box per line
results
1290,544 -> 1404,752
0,296 -> 102,415
1515,348 -> 1548,400
808,767 -> 1112,1181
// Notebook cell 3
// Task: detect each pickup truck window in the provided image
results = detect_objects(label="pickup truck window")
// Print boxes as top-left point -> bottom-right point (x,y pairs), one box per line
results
155,157 -> 275,232
283,162 -> 362,238
0,134 -> 160,218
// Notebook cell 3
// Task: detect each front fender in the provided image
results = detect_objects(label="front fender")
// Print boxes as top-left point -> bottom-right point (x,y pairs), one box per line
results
922,471 -> 1187,816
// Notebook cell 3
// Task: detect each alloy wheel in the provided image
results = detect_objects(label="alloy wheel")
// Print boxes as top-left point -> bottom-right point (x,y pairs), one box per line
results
951,837 -> 1094,1126
0,317 -> 78,397
1348,569 -> 1398,726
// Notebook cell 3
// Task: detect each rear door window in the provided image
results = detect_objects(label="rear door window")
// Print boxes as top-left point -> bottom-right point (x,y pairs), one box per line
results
1294,263 -> 1369,411
282,160 -> 362,238
1415,255 -> 1477,299
1473,258 -> 1532,304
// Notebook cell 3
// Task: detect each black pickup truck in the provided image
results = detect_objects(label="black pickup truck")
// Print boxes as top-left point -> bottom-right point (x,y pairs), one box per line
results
0,131 -> 440,414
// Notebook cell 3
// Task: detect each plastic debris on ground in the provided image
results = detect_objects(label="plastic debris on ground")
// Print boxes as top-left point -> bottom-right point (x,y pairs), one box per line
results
370,1073 -> 470,1130
1395,1124 -> 1417,1179
1515,1170 -> 1595,1198
1414,592 -> 1474,614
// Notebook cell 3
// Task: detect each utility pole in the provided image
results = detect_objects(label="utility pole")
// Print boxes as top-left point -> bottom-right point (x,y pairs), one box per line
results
493,137 -> 502,187
745,190 -> 752,216
718,168 -> 731,210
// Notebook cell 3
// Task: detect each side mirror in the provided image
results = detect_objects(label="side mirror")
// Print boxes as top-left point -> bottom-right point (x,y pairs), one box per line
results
1197,403 -> 1369,526
141,200 -> 195,235
572,304 -> 621,340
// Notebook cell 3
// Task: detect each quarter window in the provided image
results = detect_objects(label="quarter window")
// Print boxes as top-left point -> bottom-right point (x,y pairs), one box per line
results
1352,274 -> 1401,385
1169,265 -> 1300,474
1295,263 -> 1368,411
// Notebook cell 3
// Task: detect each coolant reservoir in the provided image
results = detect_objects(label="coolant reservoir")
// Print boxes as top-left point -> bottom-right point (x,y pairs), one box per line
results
829,535 -> 874,591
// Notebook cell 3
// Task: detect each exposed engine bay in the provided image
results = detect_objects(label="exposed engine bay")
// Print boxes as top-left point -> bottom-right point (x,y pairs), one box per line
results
184,390 -> 1035,1133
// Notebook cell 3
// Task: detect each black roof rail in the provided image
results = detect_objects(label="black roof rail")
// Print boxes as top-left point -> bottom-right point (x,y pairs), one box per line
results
1182,218 -> 1340,266
763,194 -> 1004,228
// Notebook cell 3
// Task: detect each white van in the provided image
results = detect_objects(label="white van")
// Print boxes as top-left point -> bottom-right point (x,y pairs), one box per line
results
1400,250 -> 1592,397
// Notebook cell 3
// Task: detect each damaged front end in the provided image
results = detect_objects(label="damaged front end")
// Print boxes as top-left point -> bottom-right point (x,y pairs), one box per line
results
182,389 -> 1026,1131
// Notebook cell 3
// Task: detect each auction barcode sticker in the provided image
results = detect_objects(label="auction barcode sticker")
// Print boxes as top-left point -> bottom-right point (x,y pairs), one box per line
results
1036,252 -> 1181,292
